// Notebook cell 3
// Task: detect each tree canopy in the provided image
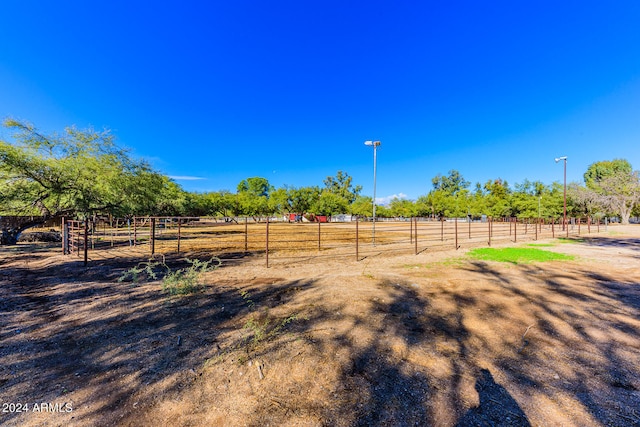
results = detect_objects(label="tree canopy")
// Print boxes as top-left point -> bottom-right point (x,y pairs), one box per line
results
0,119 -> 169,219
2,119 -> 638,230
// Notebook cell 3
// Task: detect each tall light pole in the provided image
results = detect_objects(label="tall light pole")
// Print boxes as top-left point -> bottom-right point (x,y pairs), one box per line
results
364,140 -> 381,245
555,156 -> 567,231
538,195 -> 541,219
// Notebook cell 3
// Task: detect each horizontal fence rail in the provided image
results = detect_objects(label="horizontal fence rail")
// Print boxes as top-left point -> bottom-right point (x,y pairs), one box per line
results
61,216 -> 603,267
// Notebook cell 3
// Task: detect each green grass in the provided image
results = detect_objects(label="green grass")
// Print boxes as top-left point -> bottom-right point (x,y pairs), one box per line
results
467,247 -> 574,264
526,243 -> 555,247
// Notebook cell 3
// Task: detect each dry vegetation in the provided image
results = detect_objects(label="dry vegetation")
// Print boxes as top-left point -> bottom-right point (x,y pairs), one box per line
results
1,226 -> 639,426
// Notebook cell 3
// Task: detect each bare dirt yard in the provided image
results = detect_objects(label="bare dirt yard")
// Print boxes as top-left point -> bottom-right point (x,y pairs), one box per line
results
1,225 -> 639,426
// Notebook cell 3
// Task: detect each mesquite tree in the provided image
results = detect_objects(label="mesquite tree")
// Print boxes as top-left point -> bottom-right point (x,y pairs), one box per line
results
0,119 -> 168,243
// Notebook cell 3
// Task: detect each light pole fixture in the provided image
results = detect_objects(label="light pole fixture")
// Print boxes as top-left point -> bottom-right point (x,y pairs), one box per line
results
555,156 -> 567,231
364,140 -> 381,245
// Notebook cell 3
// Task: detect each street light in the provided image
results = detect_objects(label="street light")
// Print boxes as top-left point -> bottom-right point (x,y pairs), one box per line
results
555,156 -> 567,231
364,140 -> 381,245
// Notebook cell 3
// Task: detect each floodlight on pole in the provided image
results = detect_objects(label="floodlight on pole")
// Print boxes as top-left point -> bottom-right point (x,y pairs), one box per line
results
555,156 -> 567,231
364,140 -> 381,245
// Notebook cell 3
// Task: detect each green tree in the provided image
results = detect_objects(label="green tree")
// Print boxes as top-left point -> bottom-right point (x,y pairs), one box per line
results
268,187 -> 290,216
483,179 -> 512,217
237,177 -> 271,198
584,159 -> 632,190
323,171 -> 362,204
580,159 -> 640,224
154,179 -> 188,216
313,191 -> 348,216
288,186 -> 321,215
388,197 -> 417,218
349,196 -> 373,217
423,190 -> 452,217
0,119 -> 167,220
431,169 -> 470,195
595,169 -> 640,224
235,177 -> 272,218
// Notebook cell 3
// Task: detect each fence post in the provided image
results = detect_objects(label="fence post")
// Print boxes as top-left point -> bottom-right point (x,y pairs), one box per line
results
266,217 -> 270,268
552,218 -> 555,238
84,219 -> 89,267
177,219 -> 181,254
245,217 -> 248,252
455,217 -> 459,249
535,218 -> 538,241
151,217 -> 156,255
410,217 -> 413,244
61,217 -> 66,254
440,216 -> 444,241
318,219 -> 321,251
588,216 -> 591,234
566,218 -> 569,238
488,217 -> 491,246
468,217 -> 471,239
577,218 -> 581,235
414,217 -> 418,255
356,216 -> 359,261
133,216 -> 137,246
76,223 -> 80,257
514,217 -> 517,243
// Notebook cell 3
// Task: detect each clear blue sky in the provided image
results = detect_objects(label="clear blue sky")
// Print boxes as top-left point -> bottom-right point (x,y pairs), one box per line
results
2,1 -> 639,203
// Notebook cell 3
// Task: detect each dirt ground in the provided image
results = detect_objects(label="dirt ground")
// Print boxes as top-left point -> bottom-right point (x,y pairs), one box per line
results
1,225 -> 639,426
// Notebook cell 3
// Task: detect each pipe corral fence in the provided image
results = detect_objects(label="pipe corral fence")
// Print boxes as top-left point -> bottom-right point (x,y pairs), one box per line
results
61,216 -> 604,267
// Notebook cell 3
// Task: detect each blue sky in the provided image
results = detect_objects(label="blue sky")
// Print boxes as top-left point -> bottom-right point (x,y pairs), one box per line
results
1,1 -> 639,203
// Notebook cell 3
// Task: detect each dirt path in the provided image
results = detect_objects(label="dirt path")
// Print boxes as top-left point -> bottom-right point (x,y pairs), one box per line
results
1,226 -> 639,426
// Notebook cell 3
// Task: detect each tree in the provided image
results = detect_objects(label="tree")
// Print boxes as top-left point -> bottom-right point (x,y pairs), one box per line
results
323,171 -> 362,204
388,197 -> 417,218
0,119 -> 168,242
568,182 -> 604,218
288,186 -> 321,215
349,196 -> 373,217
235,177 -> 273,219
483,179 -> 512,217
581,159 -> 640,224
268,187 -> 290,216
584,159 -> 632,190
431,170 -> 470,195
237,177 -> 271,198
595,169 -> 640,224
313,191 -> 348,216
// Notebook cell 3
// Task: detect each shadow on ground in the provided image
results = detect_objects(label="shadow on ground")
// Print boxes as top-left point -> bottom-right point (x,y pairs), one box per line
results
2,237 -> 640,426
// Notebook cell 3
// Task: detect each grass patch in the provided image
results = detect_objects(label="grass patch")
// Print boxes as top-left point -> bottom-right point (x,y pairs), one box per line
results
467,247 -> 574,264
118,256 -> 221,295
526,243 -> 555,247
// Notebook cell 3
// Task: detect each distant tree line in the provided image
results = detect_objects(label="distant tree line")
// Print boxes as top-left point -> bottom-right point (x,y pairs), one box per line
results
2,120 -> 639,243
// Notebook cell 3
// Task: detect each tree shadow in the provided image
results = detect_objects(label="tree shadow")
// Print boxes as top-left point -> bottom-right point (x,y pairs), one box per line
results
456,369 -> 531,427
582,236 -> 640,252
3,242 -> 639,426
460,259 -> 640,426
0,251 -> 313,426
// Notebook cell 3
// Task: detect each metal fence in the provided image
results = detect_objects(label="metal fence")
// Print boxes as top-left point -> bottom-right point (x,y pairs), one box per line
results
61,216 -> 603,267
